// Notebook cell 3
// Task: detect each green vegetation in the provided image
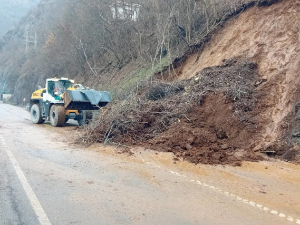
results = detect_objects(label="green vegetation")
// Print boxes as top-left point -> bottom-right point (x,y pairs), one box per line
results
110,58 -> 169,99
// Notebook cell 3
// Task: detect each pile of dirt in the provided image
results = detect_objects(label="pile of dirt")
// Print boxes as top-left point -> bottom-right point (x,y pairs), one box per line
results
80,58 -> 271,165
145,59 -> 268,165
146,93 -> 264,165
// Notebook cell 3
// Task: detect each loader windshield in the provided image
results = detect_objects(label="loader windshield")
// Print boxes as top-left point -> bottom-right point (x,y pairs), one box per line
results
48,80 -> 73,97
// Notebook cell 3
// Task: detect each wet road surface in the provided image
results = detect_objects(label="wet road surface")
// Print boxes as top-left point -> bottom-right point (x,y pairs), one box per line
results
0,102 -> 299,225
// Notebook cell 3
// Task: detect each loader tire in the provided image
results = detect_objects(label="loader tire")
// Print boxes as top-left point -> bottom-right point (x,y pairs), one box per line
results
31,104 -> 45,124
86,111 -> 93,122
50,105 -> 66,127
77,110 -> 87,126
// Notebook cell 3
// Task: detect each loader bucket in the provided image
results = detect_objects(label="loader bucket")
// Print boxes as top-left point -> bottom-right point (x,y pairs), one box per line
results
64,90 -> 111,110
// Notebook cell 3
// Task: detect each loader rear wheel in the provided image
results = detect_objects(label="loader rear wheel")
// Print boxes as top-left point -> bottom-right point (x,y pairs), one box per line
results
31,104 -> 45,124
50,105 -> 66,127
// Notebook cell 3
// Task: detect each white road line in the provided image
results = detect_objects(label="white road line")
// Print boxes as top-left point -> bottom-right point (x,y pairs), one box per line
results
249,201 -> 256,207
256,204 -> 263,209
243,199 -> 249,203
165,165 -> 300,224
271,210 -> 279,215
1,137 -> 52,225
140,152 -> 300,224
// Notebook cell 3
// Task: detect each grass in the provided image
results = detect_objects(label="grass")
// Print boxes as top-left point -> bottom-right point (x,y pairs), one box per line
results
109,57 -> 170,99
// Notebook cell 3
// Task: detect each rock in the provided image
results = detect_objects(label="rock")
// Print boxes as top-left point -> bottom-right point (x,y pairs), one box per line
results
216,129 -> 228,139
185,143 -> 192,150
234,149 -> 246,160
221,144 -> 229,150
187,137 -> 195,143
194,77 -> 200,84
253,144 -> 263,152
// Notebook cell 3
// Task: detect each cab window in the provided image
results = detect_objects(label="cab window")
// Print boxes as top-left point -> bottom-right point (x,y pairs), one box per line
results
48,80 -> 72,97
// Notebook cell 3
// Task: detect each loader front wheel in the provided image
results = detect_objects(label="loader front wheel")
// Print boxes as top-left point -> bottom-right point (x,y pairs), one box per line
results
50,105 -> 66,127
31,104 -> 45,124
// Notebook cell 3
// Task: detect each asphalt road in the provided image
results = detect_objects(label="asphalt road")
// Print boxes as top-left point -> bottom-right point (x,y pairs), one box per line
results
0,102 -> 299,225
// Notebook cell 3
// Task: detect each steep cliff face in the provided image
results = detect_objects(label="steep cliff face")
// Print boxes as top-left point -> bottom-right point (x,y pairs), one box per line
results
0,0 -> 39,36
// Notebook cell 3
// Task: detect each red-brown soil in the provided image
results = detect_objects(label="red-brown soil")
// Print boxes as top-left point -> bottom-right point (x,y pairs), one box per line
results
146,93 -> 264,165
80,59 -> 273,165
173,0 -> 300,151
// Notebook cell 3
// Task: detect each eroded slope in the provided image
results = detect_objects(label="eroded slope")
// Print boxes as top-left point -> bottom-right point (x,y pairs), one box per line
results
175,0 -> 300,153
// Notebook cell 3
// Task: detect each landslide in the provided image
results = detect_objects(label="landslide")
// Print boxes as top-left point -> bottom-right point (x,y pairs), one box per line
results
174,0 -> 300,153
80,58 -> 266,165
81,0 -> 300,164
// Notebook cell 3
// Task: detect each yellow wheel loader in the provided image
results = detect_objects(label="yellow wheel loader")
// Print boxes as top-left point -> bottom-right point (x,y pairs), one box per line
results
30,77 -> 111,127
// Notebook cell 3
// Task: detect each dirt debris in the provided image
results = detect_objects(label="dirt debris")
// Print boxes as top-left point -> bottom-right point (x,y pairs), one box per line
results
79,58 -> 271,165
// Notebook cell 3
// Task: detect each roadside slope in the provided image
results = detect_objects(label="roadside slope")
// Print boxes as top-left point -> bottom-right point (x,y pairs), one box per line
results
79,0 -> 300,164
176,0 -> 300,151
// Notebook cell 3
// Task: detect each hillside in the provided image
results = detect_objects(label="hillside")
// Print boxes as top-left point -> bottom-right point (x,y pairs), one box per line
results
0,0 -> 39,36
0,0 -> 256,103
78,0 -> 300,165
171,0 -> 300,154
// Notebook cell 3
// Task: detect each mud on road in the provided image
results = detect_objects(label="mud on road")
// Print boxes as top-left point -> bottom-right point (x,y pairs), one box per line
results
1,102 -> 300,224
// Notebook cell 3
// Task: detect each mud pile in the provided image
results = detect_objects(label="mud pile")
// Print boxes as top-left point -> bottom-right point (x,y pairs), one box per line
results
81,59 -> 271,165
146,59 -> 267,165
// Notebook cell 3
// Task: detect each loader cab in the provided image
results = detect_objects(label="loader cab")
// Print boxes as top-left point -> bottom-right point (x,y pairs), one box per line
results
44,78 -> 74,102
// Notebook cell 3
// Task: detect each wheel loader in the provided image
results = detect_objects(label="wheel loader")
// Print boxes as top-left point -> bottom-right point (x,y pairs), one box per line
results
30,77 -> 111,127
